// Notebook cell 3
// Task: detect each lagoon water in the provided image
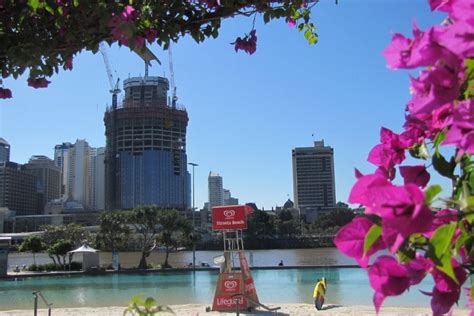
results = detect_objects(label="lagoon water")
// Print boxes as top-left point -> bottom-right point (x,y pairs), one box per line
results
2,248 -> 466,311
0,267 -> 449,310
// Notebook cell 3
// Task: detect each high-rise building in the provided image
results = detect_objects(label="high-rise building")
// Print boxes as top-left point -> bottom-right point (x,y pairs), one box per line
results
0,162 -> 37,215
68,139 -> 92,209
91,147 -> 105,210
0,138 -> 10,163
208,172 -> 223,211
292,140 -> 336,222
23,155 -> 61,212
104,75 -> 190,210
54,142 -> 74,197
223,188 -> 239,205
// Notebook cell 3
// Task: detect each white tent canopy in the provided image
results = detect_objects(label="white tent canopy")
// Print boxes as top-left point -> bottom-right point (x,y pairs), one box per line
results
69,244 -> 99,254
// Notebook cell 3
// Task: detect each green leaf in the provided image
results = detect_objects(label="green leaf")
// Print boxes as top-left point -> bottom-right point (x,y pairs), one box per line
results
432,152 -> 456,179
144,297 -> 156,309
425,185 -> 442,205
28,0 -> 40,11
396,247 -> 415,263
263,11 -> 271,24
409,142 -> 430,160
44,4 -> 54,15
73,0 -> 79,7
363,224 -> 382,255
433,131 -> 446,152
428,223 -> 458,284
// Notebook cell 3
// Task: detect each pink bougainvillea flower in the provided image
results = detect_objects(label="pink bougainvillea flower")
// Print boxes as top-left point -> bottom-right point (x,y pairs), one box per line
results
368,127 -> 409,170
145,28 -> 158,43
0,87 -> 12,99
27,77 -> 50,89
383,23 -> 458,70
435,21 -> 474,59
443,100 -> 474,156
407,65 -> 461,116
423,261 -> 469,315
63,57 -> 73,71
429,0 -> 474,23
368,256 -> 411,313
334,217 -> 385,267
406,254 -> 433,285
122,5 -> 135,19
233,30 -> 257,55
354,181 -> 433,252
399,165 -> 430,187
348,173 -> 392,207
354,168 -> 364,179
287,18 -> 296,28
429,103 -> 453,132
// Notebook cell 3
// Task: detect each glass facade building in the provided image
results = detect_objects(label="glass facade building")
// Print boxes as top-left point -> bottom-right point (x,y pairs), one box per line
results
104,75 -> 190,210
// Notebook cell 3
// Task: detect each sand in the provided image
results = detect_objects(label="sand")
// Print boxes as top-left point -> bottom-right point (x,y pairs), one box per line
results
0,304 -> 471,315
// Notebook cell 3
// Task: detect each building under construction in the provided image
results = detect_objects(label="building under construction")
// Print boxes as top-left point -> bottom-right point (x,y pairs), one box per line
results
104,75 -> 190,211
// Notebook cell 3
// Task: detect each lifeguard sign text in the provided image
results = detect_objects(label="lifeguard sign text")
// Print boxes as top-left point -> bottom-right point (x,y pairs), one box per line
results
212,205 -> 250,230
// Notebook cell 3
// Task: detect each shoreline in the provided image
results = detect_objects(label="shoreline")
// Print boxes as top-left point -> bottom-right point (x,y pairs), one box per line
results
0,304 -> 471,315
3,264 -> 361,279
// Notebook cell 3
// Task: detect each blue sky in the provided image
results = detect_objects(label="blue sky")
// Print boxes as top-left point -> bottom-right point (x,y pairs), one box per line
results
0,0 -> 451,210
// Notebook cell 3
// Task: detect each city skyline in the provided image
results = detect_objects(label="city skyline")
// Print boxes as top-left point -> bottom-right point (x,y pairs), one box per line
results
0,1 -> 453,210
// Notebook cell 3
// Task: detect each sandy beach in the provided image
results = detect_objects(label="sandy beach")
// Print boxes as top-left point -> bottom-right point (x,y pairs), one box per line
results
0,304 -> 471,315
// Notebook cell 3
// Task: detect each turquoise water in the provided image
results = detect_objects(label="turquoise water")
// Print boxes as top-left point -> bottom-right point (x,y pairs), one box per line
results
0,268 -> 460,310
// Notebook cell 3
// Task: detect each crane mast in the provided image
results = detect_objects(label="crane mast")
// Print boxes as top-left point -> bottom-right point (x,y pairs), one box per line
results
99,42 -> 120,110
168,44 -> 177,109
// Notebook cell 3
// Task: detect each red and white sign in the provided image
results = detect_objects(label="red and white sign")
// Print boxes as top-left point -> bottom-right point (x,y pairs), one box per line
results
212,205 -> 251,230
213,295 -> 246,309
222,279 -> 240,294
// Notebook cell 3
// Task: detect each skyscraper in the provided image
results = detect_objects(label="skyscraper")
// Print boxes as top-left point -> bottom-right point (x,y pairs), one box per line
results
208,172 -> 223,211
23,155 -> 61,212
0,162 -> 37,215
292,140 -> 336,222
54,142 -> 74,197
91,147 -> 105,210
68,139 -> 92,209
0,138 -> 10,163
104,75 -> 190,210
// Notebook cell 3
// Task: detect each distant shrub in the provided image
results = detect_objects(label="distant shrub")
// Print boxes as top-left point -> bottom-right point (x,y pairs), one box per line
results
27,262 -> 82,272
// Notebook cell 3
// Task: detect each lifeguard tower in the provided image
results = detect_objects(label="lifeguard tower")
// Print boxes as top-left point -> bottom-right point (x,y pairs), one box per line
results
208,205 -> 280,313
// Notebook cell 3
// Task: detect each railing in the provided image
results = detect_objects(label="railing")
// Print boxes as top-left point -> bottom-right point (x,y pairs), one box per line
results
231,293 -> 281,315
33,291 -> 52,316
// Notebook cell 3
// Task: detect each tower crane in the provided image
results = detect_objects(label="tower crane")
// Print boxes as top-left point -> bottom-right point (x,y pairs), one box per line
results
99,42 -> 120,110
168,44 -> 177,109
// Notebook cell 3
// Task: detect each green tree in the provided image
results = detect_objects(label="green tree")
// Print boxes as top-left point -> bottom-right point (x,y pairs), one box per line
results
155,209 -> 191,268
275,209 -> 297,237
97,211 -> 130,252
40,223 -> 91,266
246,209 -> 273,236
129,206 -> 161,269
41,223 -> 91,248
18,235 -> 45,265
0,1 -> 322,98
310,208 -> 356,234
47,239 -> 74,270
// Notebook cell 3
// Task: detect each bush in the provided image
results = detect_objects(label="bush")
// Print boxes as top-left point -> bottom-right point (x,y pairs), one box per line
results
27,262 -> 82,272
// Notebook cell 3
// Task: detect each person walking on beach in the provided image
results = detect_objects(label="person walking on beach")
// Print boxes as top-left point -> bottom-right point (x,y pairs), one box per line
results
313,277 -> 326,310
